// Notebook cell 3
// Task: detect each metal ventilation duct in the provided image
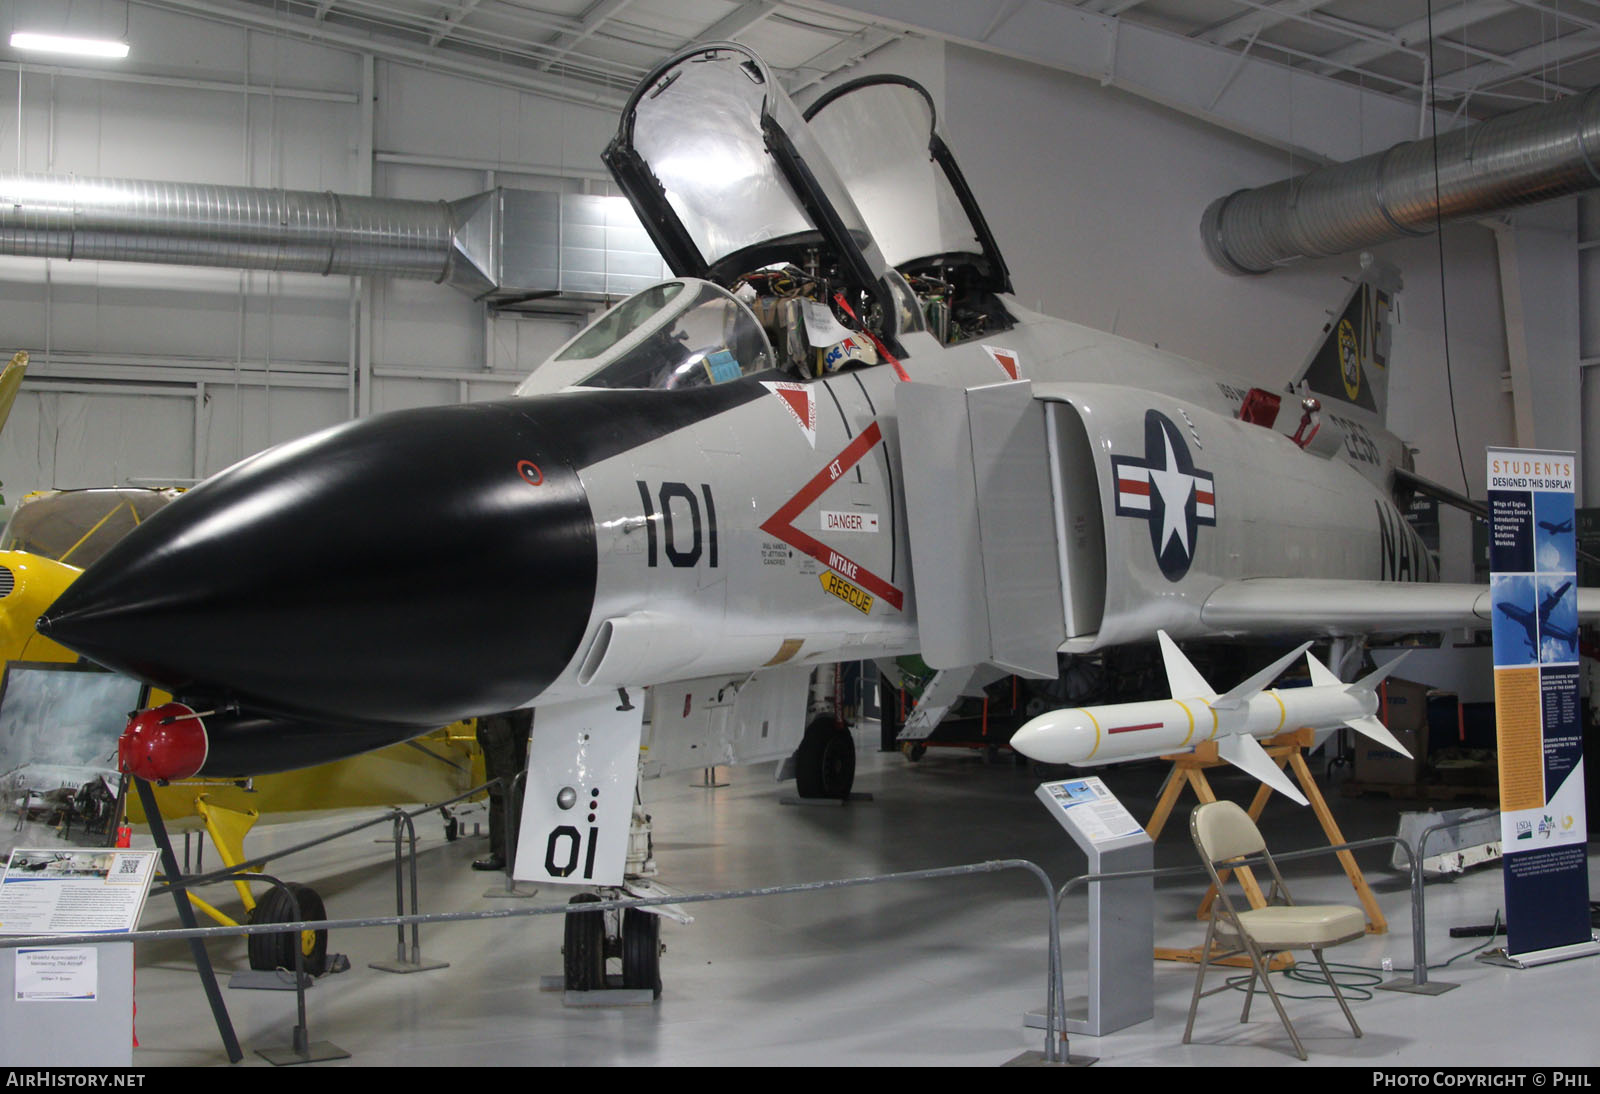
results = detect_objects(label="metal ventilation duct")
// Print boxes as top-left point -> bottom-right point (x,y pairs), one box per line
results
0,174 -> 460,278
1202,86 -> 1600,275
0,174 -> 668,304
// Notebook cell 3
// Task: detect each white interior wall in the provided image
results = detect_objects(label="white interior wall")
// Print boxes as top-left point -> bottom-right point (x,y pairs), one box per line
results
943,45 -> 1514,581
0,4 -> 615,505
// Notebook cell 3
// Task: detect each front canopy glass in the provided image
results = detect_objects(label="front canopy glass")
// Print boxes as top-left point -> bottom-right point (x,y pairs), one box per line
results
556,279 -> 775,391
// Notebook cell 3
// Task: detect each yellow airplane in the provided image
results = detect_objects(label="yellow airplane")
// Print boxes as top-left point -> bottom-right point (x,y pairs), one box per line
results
0,482 -> 484,971
0,351 -> 27,510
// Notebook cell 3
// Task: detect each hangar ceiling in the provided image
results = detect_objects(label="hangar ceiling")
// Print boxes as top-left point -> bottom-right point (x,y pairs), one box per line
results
137,0 -> 1600,122
1091,0 -> 1600,121
112,0 -> 1600,168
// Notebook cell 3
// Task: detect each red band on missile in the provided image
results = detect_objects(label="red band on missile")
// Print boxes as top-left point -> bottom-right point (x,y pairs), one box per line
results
1108,722 -> 1163,734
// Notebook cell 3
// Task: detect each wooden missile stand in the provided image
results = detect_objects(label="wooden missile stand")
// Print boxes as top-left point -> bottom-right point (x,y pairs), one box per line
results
1146,728 -> 1386,968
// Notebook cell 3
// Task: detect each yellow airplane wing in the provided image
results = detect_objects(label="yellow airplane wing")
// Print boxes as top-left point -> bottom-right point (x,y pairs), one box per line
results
0,351 -> 28,437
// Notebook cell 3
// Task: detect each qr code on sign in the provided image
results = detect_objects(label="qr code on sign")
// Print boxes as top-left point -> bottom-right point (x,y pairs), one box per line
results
117,858 -> 140,875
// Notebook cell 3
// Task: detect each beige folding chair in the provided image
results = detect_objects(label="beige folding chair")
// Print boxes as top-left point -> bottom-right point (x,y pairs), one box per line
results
1182,800 -> 1366,1060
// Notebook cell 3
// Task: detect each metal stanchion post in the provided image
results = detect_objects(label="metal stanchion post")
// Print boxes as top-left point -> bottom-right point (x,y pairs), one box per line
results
252,874 -> 350,1065
1380,816 -> 1470,995
370,812 -> 449,974
485,770 -> 537,899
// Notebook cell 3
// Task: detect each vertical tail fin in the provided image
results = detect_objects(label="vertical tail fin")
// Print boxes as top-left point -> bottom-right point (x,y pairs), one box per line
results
1293,260 -> 1401,426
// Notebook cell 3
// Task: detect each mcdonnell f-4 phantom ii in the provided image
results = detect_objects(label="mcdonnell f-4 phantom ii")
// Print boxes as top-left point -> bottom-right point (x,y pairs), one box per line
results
34,44 -> 1599,987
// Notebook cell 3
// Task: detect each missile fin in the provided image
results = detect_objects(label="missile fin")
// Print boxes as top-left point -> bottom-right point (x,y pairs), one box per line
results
1351,651 -> 1412,694
1304,653 -> 1342,688
1157,630 -> 1216,700
1216,733 -> 1310,806
1212,641 -> 1314,712
1347,714 -> 1413,759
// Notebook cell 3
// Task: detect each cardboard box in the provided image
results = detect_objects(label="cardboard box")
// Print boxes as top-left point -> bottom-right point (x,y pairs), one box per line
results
1380,678 -> 1430,732
1355,678 -> 1432,784
1354,722 -> 1427,785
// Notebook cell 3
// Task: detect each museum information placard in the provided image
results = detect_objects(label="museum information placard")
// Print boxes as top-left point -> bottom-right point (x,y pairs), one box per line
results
0,849 -> 158,936
1487,448 -> 1589,957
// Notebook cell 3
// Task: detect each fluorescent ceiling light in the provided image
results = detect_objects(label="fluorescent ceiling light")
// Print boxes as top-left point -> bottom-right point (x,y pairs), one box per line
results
10,33 -> 130,59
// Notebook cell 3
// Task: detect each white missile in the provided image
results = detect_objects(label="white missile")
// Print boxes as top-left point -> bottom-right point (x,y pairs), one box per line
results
1009,631 -> 1412,806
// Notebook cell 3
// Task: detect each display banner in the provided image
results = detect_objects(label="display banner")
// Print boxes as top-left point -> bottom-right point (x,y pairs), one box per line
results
1487,448 -> 1589,957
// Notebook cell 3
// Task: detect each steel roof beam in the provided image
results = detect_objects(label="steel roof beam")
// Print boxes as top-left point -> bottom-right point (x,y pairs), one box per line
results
810,0 -> 1452,163
1309,0 -> 1514,74
1196,0 -> 1336,47
536,0 -> 640,71
785,25 -> 904,95
430,0 -> 484,47
141,0 -> 629,106
691,1 -> 781,44
1435,30 -> 1600,97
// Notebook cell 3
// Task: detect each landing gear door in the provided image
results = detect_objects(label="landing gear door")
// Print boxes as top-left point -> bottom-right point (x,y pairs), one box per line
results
514,692 -> 645,888
640,665 -> 810,777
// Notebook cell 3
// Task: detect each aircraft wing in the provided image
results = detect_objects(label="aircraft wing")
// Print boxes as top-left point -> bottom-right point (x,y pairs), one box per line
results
1195,578 -> 1600,636
0,351 -> 27,436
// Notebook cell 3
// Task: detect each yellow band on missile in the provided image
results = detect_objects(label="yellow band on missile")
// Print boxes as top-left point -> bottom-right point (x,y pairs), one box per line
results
1201,699 -> 1218,740
1174,699 -> 1196,747
1271,691 -> 1287,735
1079,706 -> 1101,761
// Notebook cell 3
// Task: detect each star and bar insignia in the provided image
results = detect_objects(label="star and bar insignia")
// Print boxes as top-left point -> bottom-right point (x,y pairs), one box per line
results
1112,409 -> 1215,581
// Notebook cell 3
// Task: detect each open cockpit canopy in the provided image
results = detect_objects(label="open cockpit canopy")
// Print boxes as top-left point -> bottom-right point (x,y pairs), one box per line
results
603,43 -> 904,346
803,76 -> 1011,295
520,45 -> 1019,396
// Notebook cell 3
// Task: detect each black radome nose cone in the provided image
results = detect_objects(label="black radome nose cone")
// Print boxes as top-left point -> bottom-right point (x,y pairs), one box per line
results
40,399 -> 597,727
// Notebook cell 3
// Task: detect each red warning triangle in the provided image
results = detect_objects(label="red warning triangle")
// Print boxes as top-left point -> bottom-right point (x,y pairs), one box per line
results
985,345 -> 1020,380
776,386 -> 812,428
762,382 -> 816,447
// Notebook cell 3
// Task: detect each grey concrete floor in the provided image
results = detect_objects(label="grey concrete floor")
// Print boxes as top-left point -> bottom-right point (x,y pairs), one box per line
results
110,738 -> 1598,1067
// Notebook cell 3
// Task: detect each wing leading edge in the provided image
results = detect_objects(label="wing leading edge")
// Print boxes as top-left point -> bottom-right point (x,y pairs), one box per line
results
1197,578 -> 1600,637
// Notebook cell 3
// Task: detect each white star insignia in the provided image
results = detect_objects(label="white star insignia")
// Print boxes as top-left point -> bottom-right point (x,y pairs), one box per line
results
1148,429 -> 1195,558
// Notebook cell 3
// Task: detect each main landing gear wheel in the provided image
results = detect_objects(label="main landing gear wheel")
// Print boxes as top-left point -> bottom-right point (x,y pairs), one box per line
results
563,893 -> 607,992
620,907 -> 662,998
795,716 -> 855,799
248,882 -> 329,976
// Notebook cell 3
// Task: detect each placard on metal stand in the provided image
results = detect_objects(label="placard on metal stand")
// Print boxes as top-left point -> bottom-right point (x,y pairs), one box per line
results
1027,778 -> 1153,1037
